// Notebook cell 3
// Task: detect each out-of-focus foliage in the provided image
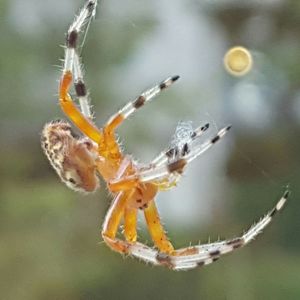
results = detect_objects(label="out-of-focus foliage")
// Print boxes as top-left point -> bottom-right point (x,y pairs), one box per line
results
0,0 -> 299,299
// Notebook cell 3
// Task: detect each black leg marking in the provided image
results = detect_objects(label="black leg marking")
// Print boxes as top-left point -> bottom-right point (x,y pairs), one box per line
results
283,190 -> 290,199
166,147 -> 179,158
166,148 -> 175,158
167,159 -> 187,174
209,250 -> 221,257
201,123 -> 209,132
156,252 -> 174,269
160,75 -> 180,90
87,0 -> 96,11
75,81 -> 87,97
211,126 -> 231,144
197,261 -> 205,267
226,238 -> 244,249
191,123 -> 209,139
181,143 -> 190,156
66,30 -> 78,48
133,96 -> 146,109
269,207 -> 277,217
171,75 -> 180,82
211,135 -> 220,144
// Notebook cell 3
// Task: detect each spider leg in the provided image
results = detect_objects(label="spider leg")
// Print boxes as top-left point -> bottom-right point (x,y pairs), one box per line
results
102,196 -> 176,261
101,76 -> 179,160
73,52 -> 92,118
138,125 -> 231,183
185,125 -> 231,163
101,190 -> 134,253
127,191 -> 289,270
70,1 -> 96,118
60,71 -> 103,144
60,0 -> 103,144
102,158 -> 138,247
124,207 -> 138,242
151,122 -> 210,167
144,200 -> 175,254
64,0 -> 97,74
108,177 -> 139,193
108,125 -> 230,192
104,76 -> 180,135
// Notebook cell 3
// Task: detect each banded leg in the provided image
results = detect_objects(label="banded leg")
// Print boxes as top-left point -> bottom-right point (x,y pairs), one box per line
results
59,71 -> 103,144
64,0 -> 97,74
104,76 -> 180,134
73,52 -> 92,118
60,0 -> 103,143
133,125 -> 231,182
102,76 -> 180,158
151,122 -> 210,167
127,191 -> 289,270
108,125 -> 231,192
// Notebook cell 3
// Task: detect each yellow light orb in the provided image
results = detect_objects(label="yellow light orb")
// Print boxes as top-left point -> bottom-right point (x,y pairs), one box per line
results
223,46 -> 253,76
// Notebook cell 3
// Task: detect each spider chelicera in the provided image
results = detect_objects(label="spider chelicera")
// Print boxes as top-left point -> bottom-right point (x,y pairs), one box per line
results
41,0 -> 289,270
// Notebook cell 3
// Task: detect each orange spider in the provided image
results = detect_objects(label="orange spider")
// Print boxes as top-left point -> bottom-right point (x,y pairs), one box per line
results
41,0 -> 289,270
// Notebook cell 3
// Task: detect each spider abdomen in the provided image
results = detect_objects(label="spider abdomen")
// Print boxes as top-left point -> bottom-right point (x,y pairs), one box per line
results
41,120 -> 99,193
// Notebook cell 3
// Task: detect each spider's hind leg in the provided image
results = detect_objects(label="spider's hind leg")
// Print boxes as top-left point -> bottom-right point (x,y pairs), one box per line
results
128,191 -> 289,270
101,191 -> 135,254
143,200 -> 175,254
124,207 -> 138,243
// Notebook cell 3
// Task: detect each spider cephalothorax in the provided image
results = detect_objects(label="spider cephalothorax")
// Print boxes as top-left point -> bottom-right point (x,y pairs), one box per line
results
41,0 -> 289,270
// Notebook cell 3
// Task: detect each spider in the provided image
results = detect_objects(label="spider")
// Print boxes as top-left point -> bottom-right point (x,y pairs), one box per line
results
41,0 -> 289,270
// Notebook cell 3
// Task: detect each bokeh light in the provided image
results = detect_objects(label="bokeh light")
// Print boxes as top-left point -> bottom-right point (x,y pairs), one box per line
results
224,46 -> 253,76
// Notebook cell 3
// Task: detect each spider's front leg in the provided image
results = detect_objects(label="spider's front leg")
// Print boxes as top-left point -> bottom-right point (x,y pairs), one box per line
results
59,71 -> 103,143
104,75 -> 180,133
102,76 -> 180,157
59,0 -> 103,144
42,1 -> 107,194
107,125 -> 231,193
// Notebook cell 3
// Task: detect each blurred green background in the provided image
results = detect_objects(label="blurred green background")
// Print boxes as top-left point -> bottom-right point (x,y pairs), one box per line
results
0,0 -> 299,299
